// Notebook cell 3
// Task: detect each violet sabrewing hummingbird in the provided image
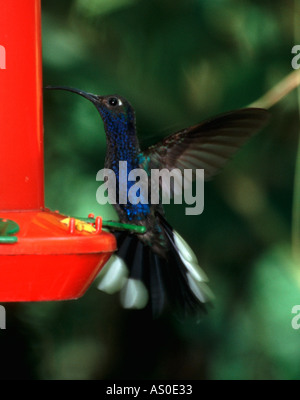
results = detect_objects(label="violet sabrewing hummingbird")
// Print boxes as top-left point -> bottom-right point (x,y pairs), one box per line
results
47,86 -> 269,317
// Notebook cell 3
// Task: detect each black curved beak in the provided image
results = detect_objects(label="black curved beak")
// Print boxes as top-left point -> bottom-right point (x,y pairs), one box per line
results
45,86 -> 99,103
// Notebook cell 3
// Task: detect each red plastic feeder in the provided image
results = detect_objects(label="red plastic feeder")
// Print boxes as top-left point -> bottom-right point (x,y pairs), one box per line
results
0,0 -> 116,301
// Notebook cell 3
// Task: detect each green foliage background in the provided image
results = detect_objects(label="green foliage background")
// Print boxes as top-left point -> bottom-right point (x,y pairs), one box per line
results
1,0 -> 300,380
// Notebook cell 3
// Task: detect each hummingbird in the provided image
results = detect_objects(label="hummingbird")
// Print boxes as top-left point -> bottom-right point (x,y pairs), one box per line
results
47,86 -> 269,317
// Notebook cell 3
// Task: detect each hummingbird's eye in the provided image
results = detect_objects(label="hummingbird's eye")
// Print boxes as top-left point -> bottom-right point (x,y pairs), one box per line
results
108,97 -> 120,106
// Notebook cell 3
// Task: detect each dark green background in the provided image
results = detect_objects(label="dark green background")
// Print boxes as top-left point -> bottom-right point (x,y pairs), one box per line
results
1,0 -> 300,380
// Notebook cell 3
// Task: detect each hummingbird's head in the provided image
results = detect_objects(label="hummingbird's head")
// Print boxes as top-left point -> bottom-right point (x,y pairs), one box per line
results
46,86 -> 136,132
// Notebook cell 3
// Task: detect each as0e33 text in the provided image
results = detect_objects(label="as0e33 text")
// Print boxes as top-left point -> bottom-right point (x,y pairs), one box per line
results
149,385 -> 192,395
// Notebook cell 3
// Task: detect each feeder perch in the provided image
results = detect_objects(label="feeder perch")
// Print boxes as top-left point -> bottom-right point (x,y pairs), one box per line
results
0,0 -> 117,301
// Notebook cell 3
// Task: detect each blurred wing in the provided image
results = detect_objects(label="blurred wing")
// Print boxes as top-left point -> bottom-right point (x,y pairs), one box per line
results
144,108 -> 270,181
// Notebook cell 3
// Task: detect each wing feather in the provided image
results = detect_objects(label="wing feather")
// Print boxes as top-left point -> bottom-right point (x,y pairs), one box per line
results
144,108 -> 270,181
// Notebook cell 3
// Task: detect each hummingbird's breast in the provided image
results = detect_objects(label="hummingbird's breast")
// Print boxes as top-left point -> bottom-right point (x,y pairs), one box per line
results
105,131 -> 169,256
105,131 -> 152,222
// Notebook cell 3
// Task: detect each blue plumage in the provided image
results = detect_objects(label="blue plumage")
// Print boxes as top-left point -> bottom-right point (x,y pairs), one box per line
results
98,102 -> 151,221
47,85 -> 269,317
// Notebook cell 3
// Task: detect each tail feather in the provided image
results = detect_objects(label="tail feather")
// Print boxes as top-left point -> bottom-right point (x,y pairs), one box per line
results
96,214 -> 213,317
167,245 -> 205,314
120,240 -> 149,310
149,251 -> 167,316
117,232 -> 137,263
128,240 -> 146,281
158,213 -> 213,307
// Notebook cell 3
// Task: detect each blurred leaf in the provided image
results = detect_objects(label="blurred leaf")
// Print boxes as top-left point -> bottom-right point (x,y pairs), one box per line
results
75,0 -> 139,17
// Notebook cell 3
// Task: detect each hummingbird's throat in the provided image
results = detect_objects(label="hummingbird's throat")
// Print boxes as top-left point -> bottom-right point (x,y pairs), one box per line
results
104,115 -> 140,170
